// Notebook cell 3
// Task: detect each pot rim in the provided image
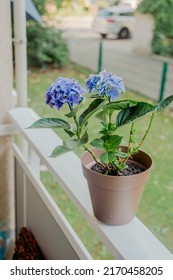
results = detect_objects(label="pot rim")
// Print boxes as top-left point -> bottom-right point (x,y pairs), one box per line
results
81,146 -> 153,178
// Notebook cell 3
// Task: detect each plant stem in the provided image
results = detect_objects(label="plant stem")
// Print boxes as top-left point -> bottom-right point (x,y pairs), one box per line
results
83,144 -> 104,166
108,110 -> 112,124
127,122 -> 134,152
68,105 -> 80,138
108,97 -> 113,129
119,122 -> 134,165
68,106 -> 105,169
137,112 -> 155,150
122,114 -> 154,165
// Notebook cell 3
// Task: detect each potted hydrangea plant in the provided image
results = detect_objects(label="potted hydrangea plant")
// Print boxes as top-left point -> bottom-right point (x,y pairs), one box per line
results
30,70 -> 173,225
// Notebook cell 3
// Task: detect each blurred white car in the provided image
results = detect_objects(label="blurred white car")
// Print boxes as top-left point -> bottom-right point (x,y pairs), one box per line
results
92,5 -> 135,39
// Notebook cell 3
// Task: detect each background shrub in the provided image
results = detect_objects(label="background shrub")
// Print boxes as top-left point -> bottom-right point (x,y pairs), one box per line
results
138,0 -> 173,57
27,21 -> 69,68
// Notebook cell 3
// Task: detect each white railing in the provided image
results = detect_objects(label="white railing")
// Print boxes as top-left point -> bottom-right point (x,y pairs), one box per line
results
7,107 -> 173,260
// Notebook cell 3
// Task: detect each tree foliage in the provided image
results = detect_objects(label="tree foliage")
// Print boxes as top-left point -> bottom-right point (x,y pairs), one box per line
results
32,0 -> 76,15
32,0 -> 47,15
27,21 -> 69,68
138,0 -> 173,56
32,0 -> 65,15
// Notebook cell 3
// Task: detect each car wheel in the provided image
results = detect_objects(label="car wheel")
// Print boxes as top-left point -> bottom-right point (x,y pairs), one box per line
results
118,28 -> 129,39
100,33 -> 107,39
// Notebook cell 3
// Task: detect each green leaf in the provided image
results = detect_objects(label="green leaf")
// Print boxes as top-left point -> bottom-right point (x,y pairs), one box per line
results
103,135 -> 122,151
100,152 -> 116,164
50,145 -> 70,158
100,153 -> 109,164
156,95 -> 173,112
107,152 -> 117,162
95,110 -> 107,121
29,118 -> 70,129
64,129 -> 76,137
100,123 -> 116,135
119,162 -> 128,171
65,139 -> 80,150
79,99 -> 104,127
130,135 -> 136,143
79,131 -> 89,146
103,100 -> 137,111
90,138 -> 105,149
116,101 -> 156,127
114,151 -> 128,158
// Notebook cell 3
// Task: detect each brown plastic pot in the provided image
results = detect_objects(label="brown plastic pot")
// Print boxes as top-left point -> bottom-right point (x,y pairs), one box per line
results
81,147 -> 152,225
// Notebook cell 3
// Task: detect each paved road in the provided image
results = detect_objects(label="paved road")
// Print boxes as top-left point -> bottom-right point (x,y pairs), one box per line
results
65,27 -> 173,101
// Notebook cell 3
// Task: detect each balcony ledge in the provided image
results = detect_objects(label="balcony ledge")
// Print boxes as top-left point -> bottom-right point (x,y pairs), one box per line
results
7,107 -> 173,260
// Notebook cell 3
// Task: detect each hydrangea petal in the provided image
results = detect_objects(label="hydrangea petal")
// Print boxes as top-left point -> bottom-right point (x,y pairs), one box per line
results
85,70 -> 125,100
45,77 -> 86,110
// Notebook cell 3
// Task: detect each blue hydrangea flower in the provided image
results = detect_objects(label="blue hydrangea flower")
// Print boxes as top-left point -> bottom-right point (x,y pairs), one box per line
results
85,74 -> 100,93
45,77 -> 86,110
86,70 -> 125,101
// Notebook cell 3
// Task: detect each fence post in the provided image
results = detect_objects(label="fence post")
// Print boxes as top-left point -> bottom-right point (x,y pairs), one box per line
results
97,39 -> 103,73
159,61 -> 168,101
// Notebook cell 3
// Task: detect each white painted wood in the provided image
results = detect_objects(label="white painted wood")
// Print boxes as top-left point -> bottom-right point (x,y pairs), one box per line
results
0,124 -> 18,136
8,107 -> 173,260
28,147 -> 40,178
13,0 -> 27,107
14,143 -> 92,260
14,155 -> 27,231
12,89 -> 17,108
13,0 -> 28,158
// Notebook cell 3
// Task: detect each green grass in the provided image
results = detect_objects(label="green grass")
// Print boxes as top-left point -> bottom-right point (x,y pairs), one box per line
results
28,63 -> 173,258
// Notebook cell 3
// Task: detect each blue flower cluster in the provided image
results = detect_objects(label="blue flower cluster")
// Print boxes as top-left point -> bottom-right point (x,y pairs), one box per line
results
86,70 -> 125,101
46,77 -> 86,110
45,70 -> 125,110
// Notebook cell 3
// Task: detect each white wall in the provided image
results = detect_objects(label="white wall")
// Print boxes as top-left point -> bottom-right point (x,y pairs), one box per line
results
133,13 -> 154,55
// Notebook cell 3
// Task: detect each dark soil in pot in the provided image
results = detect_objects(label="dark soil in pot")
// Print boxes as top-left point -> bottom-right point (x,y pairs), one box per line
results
91,161 -> 147,176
